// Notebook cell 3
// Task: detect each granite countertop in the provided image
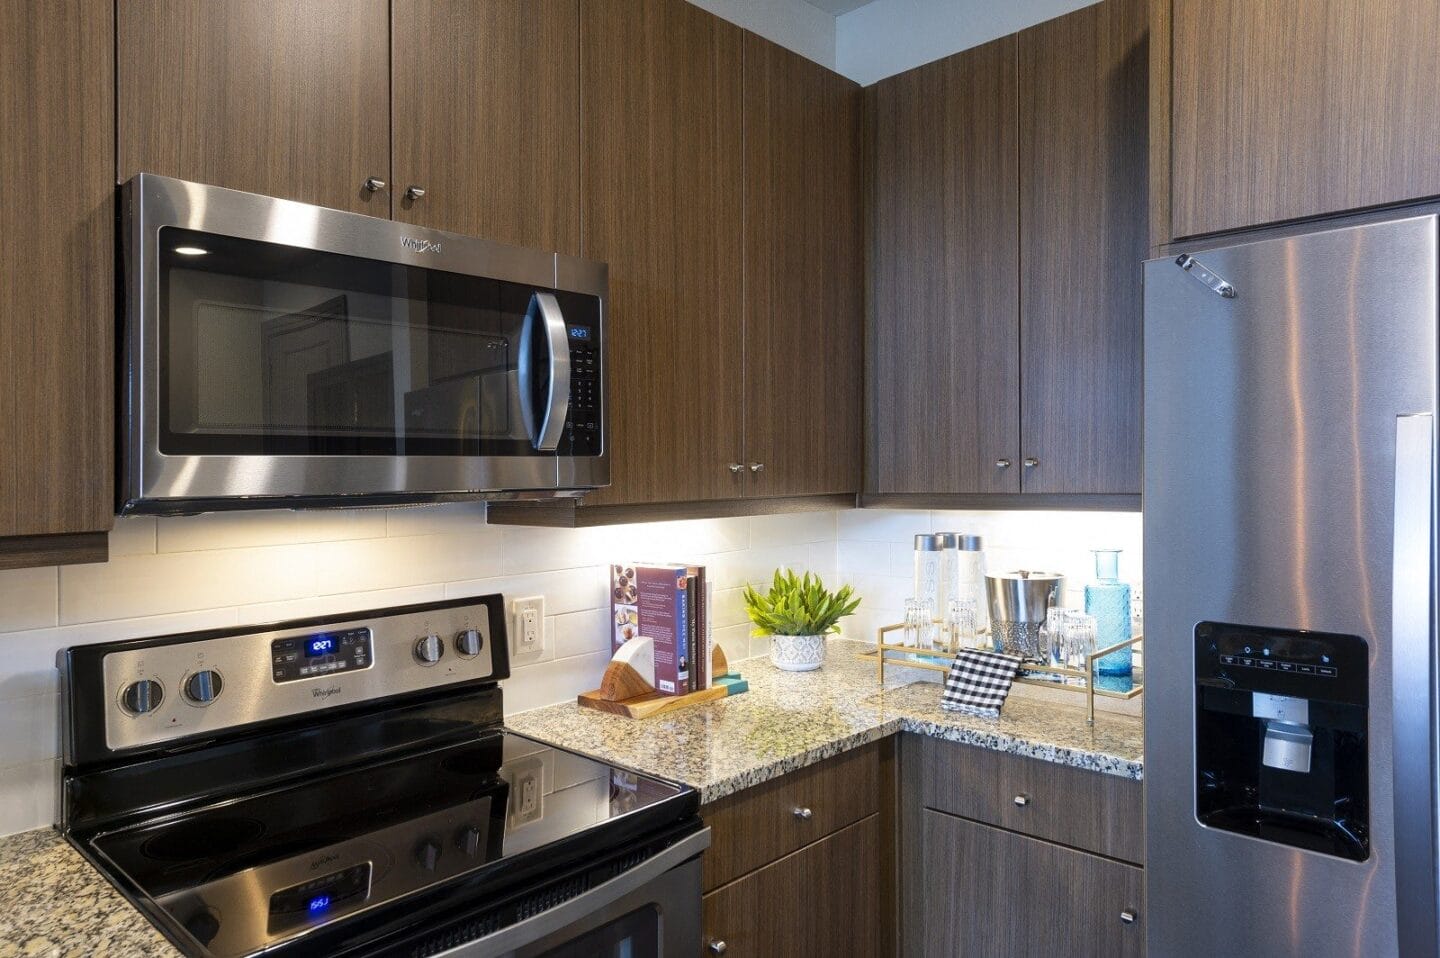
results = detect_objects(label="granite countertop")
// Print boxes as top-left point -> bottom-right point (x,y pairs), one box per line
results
0,640 -> 1142,955
0,829 -> 176,958
508,639 -> 1144,804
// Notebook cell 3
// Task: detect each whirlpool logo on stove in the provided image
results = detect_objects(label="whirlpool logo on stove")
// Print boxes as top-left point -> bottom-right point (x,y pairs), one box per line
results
311,685 -> 343,700
401,236 -> 442,254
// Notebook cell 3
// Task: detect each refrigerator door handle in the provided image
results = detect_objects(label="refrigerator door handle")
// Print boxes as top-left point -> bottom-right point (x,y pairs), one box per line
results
1392,412 -> 1440,958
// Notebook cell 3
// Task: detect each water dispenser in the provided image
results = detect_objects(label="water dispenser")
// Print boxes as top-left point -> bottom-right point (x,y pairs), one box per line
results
1193,621 -> 1369,861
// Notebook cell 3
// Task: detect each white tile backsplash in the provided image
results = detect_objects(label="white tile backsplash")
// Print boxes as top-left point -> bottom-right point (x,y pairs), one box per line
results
835,508 -> 1144,642
0,503 -> 1139,838
0,508 -> 837,837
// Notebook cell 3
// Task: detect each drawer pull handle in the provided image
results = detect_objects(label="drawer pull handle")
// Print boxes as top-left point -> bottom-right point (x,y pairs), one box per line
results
793,806 -> 814,821
1012,794 -> 1030,807
1120,910 -> 1137,925
708,940 -> 728,955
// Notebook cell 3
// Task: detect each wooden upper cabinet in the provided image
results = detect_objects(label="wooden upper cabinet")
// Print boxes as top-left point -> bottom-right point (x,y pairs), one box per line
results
118,0 -> 390,214
1165,0 -> 1440,239
1018,0 -> 1146,495
742,35 -> 862,499
867,37 -> 1020,495
392,1 -> 581,253
0,0 -> 113,565
579,0 -> 744,506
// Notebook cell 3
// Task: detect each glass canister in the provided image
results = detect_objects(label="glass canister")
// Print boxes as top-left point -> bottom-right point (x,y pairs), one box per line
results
951,534 -> 987,633
1085,549 -> 1133,676
913,534 -> 944,626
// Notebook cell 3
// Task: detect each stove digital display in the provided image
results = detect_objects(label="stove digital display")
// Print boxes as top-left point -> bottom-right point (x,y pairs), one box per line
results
305,636 -> 337,657
271,628 -> 372,683
267,862 -> 371,933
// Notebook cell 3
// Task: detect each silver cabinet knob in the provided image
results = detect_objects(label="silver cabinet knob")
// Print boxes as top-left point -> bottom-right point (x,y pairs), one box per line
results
1120,910 -> 1137,924
1013,794 -> 1030,807
1023,457 -> 1040,468
793,806 -> 813,820
363,176 -> 386,192
707,941 -> 728,955
749,462 -> 764,473
728,463 -> 745,474
404,185 -> 426,200
995,458 -> 1012,468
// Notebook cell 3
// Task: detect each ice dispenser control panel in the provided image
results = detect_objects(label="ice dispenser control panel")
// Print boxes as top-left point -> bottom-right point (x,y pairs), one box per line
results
1194,621 -> 1369,862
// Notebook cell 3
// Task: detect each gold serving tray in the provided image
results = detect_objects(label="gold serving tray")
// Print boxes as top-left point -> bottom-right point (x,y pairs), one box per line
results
871,624 -> 1143,724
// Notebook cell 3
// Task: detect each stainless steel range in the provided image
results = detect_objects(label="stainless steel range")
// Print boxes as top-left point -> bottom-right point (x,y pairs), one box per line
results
58,596 -> 706,957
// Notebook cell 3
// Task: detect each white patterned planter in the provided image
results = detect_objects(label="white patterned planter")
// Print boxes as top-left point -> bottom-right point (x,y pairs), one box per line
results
770,634 -> 827,672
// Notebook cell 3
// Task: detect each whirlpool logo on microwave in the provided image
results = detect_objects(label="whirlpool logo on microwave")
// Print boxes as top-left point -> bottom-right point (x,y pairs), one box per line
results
401,236 -> 442,254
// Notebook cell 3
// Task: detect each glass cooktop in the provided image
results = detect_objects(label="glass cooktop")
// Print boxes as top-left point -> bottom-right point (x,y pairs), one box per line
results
83,730 -> 688,958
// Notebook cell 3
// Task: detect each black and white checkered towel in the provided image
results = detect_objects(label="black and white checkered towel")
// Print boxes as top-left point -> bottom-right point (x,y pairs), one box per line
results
940,649 -> 1024,717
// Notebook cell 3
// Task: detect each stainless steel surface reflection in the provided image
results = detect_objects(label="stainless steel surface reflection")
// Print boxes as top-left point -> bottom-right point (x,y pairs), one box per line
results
1144,213 -> 1440,956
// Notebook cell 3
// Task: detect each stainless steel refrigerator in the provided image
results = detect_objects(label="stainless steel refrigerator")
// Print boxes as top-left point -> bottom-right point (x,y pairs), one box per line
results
1144,212 -> 1440,957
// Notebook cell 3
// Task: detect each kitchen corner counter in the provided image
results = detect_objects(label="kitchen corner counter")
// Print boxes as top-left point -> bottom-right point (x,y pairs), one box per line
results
0,828 -> 176,958
507,639 -> 1145,804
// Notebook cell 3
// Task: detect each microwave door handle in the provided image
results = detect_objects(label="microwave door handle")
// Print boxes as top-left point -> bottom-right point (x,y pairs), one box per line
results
519,291 -> 571,452
1392,412 -> 1440,958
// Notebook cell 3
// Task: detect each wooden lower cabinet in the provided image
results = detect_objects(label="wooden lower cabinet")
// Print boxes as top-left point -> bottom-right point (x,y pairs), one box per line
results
920,809 -> 1143,958
703,814 -> 882,957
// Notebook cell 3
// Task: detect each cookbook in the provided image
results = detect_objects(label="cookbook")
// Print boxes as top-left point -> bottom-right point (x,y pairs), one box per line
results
611,563 -> 709,695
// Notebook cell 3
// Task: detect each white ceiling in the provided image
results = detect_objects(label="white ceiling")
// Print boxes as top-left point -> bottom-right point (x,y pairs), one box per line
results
687,0 -> 1100,86
801,0 -> 876,15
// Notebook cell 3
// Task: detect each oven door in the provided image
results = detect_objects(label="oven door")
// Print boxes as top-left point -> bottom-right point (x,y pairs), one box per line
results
443,827 -> 708,958
121,173 -> 607,513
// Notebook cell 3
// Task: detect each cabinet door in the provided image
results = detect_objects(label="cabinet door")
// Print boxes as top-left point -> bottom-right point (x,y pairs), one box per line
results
703,815 -> 882,957
741,34 -> 862,498
392,1 -> 580,254
579,0 -> 745,506
867,37 -> 1020,495
922,810 -> 1144,958
0,0 -> 113,559
1169,0 -> 1440,238
119,1 -> 390,214
1018,0 -> 1146,495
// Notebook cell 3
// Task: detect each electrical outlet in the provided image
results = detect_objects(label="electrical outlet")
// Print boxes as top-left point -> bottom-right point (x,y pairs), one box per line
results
512,596 -> 545,660
506,756 -> 544,827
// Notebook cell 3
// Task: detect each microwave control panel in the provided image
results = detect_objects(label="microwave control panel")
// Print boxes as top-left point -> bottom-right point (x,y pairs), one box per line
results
566,323 -> 601,455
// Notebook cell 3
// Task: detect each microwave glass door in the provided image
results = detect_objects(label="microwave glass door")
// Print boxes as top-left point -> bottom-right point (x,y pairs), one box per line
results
158,226 -> 602,460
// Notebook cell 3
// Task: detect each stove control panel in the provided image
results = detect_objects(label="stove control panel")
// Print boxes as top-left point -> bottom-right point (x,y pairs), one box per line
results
271,628 -> 372,683
90,596 -> 505,755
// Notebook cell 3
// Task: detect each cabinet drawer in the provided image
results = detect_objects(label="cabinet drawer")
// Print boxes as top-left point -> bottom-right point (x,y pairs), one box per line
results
702,742 -> 880,892
920,737 -> 1143,864
703,814 -> 882,957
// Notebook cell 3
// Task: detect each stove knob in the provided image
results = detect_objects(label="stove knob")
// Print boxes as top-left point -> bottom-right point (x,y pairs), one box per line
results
183,669 -> 223,705
457,825 -> 485,857
455,628 -> 483,658
415,838 -> 443,871
120,679 -> 164,715
414,634 -> 445,665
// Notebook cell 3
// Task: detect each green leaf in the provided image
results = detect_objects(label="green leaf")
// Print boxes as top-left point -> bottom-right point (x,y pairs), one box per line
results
741,567 -> 862,636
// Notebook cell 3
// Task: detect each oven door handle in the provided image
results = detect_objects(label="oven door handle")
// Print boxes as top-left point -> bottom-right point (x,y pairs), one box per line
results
517,291 -> 571,452
436,826 -> 711,958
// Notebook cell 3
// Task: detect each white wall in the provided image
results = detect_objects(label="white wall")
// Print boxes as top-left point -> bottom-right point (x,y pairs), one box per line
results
685,0 -> 838,69
0,506 -> 838,837
837,0 -> 1101,85
836,508 -> 1143,644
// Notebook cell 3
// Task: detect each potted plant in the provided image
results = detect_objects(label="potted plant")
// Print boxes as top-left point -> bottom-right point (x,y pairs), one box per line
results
743,569 -> 861,672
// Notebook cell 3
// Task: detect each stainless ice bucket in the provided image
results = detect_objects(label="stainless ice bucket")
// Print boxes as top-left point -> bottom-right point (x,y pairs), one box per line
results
985,570 -> 1065,659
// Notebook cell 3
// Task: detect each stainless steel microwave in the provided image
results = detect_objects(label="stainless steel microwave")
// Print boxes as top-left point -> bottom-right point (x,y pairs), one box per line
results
119,174 -> 607,514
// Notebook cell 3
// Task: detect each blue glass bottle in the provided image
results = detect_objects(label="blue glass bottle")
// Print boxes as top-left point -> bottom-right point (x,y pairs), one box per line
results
1085,549 -> 1132,677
